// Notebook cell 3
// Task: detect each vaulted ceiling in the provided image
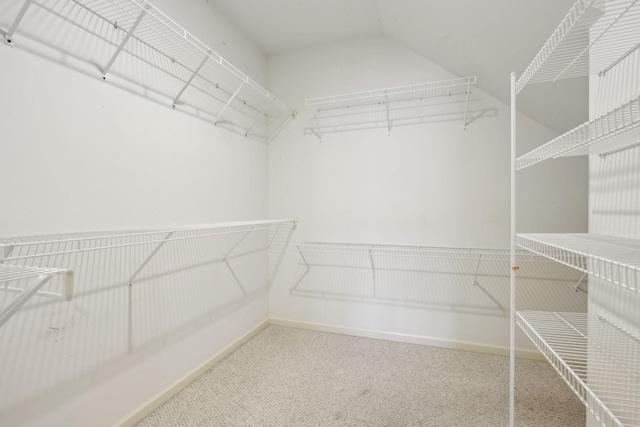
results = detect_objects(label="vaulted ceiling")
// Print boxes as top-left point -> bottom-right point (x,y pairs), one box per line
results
210,0 -> 587,134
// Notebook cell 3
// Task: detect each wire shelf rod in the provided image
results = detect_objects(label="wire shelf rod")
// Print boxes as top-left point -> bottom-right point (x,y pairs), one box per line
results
0,220 -> 292,247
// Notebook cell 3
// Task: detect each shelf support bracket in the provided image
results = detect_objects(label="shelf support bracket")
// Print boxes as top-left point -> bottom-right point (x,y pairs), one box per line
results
215,82 -> 244,125
385,96 -> 391,136
463,83 -> 471,129
102,7 -> 147,79
0,275 -> 52,329
245,102 -> 273,137
128,231 -> 174,286
172,51 -> 211,107
599,141 -> 640,158
267,221 -> 297,288
3,0 -> 34,46
472,254 -> 483,286
575,272 -> 588,292
267,111 -> 296,144
225,260 -> 247,296
369,248 -> 376,297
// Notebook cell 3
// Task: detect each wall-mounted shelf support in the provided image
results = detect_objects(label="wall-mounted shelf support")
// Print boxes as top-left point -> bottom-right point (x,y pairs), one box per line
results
246,101 -> 273,137
0,264 -> 74,328
102,7 -> 147,79
172,52 -> 211,107
575,272 -> 588,292
3,0 -> 33,46
128,231 -> 174,286
385,95 -> 391,136
215,82 -> 244,125
463,82 -> 471,129
472,253 -> 483,286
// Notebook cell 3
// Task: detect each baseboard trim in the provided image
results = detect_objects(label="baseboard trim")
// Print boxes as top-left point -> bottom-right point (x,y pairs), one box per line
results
115,316 -> 542,425
112,319 -> 270,427
269,318 -> 544,361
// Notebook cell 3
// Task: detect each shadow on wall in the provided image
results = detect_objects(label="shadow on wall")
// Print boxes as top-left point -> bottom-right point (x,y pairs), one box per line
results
0,223 -> 295,426
0,0 -> 290,142
290,243 -> 587,317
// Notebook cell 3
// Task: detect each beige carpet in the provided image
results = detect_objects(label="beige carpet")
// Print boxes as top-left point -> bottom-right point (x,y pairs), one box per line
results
137,325 -> 584,426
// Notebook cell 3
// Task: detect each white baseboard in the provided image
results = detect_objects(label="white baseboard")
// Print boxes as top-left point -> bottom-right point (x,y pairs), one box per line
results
114,316 -> 542,425
112,319 -> 270,427
269,318 -> 544,361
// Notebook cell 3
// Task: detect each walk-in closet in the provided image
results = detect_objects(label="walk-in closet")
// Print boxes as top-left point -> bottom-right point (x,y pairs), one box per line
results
1,0 -> 638,425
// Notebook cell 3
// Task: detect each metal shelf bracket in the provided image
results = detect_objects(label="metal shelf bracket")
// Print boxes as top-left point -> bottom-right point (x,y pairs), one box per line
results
3,0 -> 34,46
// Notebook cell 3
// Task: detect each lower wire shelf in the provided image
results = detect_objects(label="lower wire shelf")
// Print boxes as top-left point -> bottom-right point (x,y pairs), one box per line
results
516,311 -> 640,427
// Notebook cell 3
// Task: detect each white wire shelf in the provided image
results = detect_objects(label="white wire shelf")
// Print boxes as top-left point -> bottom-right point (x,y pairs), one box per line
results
0,220 -> 296,260
516,0 -> 640,93
291,242 -> 586,314
4,0 -> 293,141
517,234 -> 640,293
304,77 -> 478,138
517,311 -> 640,427
517,95 -> 640,169
0,264 -> 74,328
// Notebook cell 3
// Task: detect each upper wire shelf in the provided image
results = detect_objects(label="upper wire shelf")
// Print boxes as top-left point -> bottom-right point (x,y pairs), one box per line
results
516,0 -> 640,93
516,95 -> 640,169
517,233 -> 640,293
516,311 -> 640,427
3,0 -> 293,141
304,77 -> 479,138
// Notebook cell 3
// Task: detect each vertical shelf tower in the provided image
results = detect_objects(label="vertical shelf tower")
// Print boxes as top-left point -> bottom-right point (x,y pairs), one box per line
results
510,0 -> 640,426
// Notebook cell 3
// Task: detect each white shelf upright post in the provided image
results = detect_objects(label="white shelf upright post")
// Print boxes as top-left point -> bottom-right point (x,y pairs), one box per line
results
509,71 -> 517,427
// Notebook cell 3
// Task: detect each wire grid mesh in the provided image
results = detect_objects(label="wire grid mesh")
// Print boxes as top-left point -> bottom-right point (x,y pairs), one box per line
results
517,0 -> 640,92
291,242 -> 585,315
517,234 -> 640,293
516,311 -> 640,427
0,264 -> 69,284
0,220 -> 295,411
12,0 -> 290,139
517,95 -> 640,169
306,77 -> 476,110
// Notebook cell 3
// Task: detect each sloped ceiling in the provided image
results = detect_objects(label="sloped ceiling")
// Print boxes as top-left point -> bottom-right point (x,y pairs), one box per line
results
210,0 -> 587,134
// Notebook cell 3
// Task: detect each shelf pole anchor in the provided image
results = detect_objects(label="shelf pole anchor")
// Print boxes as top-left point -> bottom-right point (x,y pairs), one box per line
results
102,7 -> 147,79
215,82 -> 244,125
245,101 -> 274,137
3,0 -> 34,46
463,83 -> 471,129
172,51 -> 211,107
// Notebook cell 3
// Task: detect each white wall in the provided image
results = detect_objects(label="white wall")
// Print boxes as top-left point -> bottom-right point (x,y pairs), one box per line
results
267,35 -> 588,350
0,0 -> 272,425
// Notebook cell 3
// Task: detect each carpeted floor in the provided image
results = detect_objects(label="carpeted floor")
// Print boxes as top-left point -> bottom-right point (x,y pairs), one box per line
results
137,325 -> 584,426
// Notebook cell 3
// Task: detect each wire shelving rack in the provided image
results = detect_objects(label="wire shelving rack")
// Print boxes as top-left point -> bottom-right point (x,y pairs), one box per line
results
516,95 -> 640,169
0,264 -> 74,329
3,0 -> 294,142
510,0 -> 640,425
516,311 -> 640,427
290,242 -> 585,315
304,77 -> 478,139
